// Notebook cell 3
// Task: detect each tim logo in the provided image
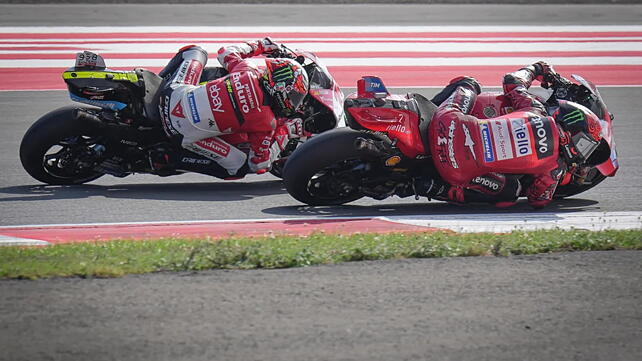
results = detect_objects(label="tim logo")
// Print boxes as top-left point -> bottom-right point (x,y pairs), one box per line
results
479,123 -> 495,162
363,76 -> 387,93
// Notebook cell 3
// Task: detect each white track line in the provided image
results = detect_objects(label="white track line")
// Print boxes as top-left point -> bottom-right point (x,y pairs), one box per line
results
383,211 -> 642,233
0,235 -> 50,246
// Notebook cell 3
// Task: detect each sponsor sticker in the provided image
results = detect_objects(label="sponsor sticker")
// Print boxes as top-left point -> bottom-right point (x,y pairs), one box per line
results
225,77 -> 245,125
529,116 -> 554,159
207,83 -> 225,114
185,60 -> 202,85
483,106 -> 496,118
479,122 -> 495,162
196,137 -> 230,157
181,157 -> 212,165
187,92 -> 200,124
490,118 -> 513,160
171,101 -> 185,118
471,175 -> 502,193
386,119 -> 409,134
462,124 -> 476,161
509,118 -> 533,157
448,120 -> 458,169
174,61 -> 189,83
232,72 -> 254,114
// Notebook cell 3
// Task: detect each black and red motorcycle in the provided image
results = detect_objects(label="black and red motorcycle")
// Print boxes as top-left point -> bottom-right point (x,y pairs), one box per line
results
19,46 -> 344,185
282,73 -> 618,206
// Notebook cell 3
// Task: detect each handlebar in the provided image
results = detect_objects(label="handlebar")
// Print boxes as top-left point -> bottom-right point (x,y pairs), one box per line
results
266,44 -> 296,59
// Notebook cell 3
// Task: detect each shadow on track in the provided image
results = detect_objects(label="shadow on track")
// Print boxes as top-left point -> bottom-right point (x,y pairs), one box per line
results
0,180 -> 286,202
262,197 -> 601,218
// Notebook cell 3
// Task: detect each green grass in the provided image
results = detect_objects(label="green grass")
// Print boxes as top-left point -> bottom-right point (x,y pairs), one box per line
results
1,229 -> 641,279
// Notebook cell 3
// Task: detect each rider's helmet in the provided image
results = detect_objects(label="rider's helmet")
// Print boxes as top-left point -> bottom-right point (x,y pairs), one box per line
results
262,58 -> 309,117
553,100 -> 609,166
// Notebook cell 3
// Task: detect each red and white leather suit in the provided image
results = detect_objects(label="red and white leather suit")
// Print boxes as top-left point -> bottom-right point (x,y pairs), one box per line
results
159,41 -> 283,176
427,66 -> 566,208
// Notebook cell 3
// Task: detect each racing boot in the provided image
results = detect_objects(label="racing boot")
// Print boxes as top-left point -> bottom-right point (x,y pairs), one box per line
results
401,176 -> 449,200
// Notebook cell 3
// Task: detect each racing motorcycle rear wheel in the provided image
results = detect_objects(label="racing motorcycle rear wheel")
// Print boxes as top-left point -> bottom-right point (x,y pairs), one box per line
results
20,106 -> 105,185
283,128 -> 386,206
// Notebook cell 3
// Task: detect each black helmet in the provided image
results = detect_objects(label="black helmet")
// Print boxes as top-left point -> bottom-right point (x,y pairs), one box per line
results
553,100 -> 609,166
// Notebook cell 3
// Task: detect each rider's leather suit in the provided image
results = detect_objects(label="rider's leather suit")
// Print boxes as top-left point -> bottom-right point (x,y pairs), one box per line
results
427,66 -> 566,208
158,41 -> 279,176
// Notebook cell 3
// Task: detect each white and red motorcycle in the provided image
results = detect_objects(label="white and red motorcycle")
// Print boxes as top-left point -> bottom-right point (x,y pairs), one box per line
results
20,45 -> 344,184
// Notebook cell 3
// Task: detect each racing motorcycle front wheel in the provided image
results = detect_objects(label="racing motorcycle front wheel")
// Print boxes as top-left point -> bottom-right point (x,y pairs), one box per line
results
20,106 -> 106,185
553,167 -> 607,199
282,128 -> 387,206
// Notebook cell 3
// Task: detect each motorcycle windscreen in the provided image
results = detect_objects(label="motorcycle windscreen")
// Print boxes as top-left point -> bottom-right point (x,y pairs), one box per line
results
308,65 -> 345,128
572,74 -> 618,176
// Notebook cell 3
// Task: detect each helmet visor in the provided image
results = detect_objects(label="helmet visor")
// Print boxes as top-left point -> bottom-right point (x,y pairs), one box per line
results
287,89 -> 307,112
572,131 -> 600,161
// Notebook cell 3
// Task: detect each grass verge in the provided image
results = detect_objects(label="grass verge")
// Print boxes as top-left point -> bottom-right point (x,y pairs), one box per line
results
1,229 -> 641,279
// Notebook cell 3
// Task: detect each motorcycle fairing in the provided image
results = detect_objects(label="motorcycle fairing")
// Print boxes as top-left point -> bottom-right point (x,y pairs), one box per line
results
346,93 -> 427,158
570,74 -> 618,176
298,50 -> 345,130
63,69 -> 142,111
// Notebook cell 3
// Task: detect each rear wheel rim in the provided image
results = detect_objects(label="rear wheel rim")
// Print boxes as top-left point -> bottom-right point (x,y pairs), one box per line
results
305,159 -> 365,202
42,135 -> 102,181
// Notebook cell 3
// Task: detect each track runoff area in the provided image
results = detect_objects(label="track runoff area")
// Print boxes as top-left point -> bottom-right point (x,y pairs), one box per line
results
1,25 -> 641,245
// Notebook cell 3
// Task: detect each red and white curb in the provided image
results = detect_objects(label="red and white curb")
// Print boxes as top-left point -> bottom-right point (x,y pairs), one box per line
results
0,211 -> 640,246
2,25 -> 642,90
0,217 -> 440,247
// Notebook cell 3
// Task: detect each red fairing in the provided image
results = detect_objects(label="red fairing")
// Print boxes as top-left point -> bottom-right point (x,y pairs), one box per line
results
347,103 -> 425,158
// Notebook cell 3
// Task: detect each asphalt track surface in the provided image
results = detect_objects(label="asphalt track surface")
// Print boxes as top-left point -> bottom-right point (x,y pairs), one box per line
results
1,4 -> 641,361
2,87 -> 641,227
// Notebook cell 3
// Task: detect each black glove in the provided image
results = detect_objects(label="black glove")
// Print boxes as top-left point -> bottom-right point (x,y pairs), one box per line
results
531,61 -> 563,89
532,61 -> 554,78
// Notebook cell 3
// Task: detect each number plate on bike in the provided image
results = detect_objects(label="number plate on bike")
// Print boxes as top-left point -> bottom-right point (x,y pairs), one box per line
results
75,51 -> 106,69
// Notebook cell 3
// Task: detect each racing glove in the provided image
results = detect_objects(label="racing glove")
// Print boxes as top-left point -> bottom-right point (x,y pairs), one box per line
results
532,61 -> 554,79
527,166 -> 565,209
248,143 -> 280,174
256,37 -> 280,54
272,118 -> 305,151
247,131 -> 278,174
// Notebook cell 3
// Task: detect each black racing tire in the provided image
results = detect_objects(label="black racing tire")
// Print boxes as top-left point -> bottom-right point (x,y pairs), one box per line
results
554,168 -> 607,199
282,128 -> 387,206
19,106 -> 105,185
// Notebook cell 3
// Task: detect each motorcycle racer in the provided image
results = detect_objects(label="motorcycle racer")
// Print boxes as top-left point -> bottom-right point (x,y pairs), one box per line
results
422,62 -> 606,208
157,38 -> 309,177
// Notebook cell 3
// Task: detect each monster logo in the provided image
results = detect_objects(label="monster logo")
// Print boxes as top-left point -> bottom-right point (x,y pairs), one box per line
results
563,109 -> 585,126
